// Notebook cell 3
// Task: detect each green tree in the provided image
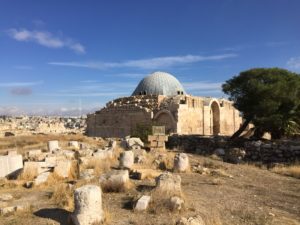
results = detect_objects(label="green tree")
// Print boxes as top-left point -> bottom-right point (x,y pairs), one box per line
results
222,68 -> 300,139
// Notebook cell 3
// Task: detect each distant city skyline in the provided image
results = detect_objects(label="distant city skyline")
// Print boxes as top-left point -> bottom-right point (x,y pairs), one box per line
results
1,0 -> 300,115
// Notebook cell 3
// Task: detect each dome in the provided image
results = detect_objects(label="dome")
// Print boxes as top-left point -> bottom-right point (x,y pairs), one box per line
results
131,71 -> 186,96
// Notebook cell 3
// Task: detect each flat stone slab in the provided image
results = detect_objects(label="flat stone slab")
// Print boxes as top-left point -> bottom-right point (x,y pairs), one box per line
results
135,195 -> 151,211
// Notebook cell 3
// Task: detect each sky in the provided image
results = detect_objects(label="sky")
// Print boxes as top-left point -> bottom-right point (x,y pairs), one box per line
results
0,0 -> 300,116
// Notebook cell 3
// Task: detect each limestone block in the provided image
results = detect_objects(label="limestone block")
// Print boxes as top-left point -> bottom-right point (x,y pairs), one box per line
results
93,148 -> 113,160
99,170 -> 129,188
132,169 -> 162,180
69,141 -> 79,149
28,149 -> 42,157
8,151 -> 18,156
62,150 -> 76,159
0,155 -> 23,178
23,161 -> 50,175
71,185 -> 104,225
148,135 -> 168,142
80,169 -> 95,180
174,153 -> 190,172
48,140 -> 60,153
54,160 -> 72,178
134,195 -> 151,211
34,172 -> 51,185
155,172 -> 182,194
119,151 -> 134,169
126,138 -> 144,150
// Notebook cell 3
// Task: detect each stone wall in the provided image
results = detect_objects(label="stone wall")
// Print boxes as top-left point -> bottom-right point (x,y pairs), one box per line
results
167,135 -> 300,163
86,95 -> 243,138
244,140 -> 300,163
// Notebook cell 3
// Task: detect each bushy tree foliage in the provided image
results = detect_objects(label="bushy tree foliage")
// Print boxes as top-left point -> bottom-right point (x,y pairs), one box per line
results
222,68 -> 300,139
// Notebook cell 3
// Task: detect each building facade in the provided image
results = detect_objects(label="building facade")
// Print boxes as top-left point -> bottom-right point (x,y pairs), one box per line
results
87,72 -> 242,138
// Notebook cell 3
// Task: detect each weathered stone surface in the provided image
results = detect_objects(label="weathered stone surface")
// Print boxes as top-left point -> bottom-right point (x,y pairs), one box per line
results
80,169 -> 95,180
54,160 -> 72,178
99,170 -> 129,188
126,138 -> 144,150
174,153 -> 189,172
23,161 -> 50,175
135,195 -> 151,211
170,196 -> 184,210
155,172 -> 181,194
0,194 -> 13,201
7,150 -> 18,156
69,141 -> 79,149
34,172 -> 50,185
132,148 -> 147,163
27,149 -> 42,158
0,206 -> 16,215
0,154 -> 23,178
93,148 -> 113,160
177,215 -> 205,225
132,168 -> 162,180
119,151 -> 134,169
71,185 -> 104,225
48,140 -> 60,153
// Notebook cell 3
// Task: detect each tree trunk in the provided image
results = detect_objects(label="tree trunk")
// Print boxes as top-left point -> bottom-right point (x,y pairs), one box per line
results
230,118 -> 252,140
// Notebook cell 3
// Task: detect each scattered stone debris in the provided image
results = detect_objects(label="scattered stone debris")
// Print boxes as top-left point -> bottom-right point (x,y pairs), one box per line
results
176,215 -> 205,225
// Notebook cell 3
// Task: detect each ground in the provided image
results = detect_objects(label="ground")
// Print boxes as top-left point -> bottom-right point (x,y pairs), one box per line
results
0,148 -> 299,225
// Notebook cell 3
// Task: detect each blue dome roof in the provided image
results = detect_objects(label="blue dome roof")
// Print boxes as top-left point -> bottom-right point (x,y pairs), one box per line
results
131,71 -> 186,96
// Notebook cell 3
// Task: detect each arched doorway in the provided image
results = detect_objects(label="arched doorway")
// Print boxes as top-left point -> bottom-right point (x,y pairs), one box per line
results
210,101 -> 220,135
153,110 -> 176,134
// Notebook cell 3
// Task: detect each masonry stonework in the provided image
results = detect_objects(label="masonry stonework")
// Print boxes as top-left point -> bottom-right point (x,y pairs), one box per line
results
86,72 -> 243,138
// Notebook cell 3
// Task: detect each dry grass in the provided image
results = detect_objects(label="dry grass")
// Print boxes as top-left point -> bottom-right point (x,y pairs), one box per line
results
272,164 -> 300,179
148,188 -> 185,213
84,158 -> 115,176
18,167 -> 38,181
101,179 -> 133,193
0,134 -> 106,155
51,183 -> 74,211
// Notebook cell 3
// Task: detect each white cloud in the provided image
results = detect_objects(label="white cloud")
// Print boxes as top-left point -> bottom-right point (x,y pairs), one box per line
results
182,81 -> 223,91
287,57 -> 300,69
0,81 -> 43,87
48,54 -> 237,70
7,28 -> 85,54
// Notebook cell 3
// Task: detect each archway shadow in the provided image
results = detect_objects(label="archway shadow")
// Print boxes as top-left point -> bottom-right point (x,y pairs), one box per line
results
34,208 -> 71,225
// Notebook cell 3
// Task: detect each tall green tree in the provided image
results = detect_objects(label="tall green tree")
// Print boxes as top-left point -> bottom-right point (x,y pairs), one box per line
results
222,68 -> 300,139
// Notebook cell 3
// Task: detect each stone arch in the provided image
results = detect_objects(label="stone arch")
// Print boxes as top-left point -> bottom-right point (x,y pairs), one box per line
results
209,101 -> 220,135
153,110 -> 176,134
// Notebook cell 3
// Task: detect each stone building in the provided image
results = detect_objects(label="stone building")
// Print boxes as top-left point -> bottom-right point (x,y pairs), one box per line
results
87,72 -> 242,138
